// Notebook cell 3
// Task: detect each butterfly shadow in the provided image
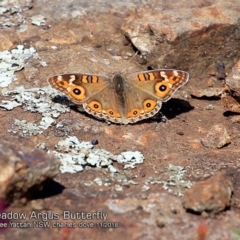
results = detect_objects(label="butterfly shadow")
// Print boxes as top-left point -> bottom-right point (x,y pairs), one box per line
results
158,98 -> 194,121
51,95 -> 74,106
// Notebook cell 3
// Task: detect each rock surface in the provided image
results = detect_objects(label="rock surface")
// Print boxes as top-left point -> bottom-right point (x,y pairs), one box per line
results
183,173 -> 233,213
0,141 -> 59,204
201,124 -> 231,148
0,0 -> 240,239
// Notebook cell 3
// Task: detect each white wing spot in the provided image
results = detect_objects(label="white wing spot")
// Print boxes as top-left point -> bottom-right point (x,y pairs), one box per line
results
70,75 -> 76,80
173,70 -> 178,76
57,76 -> 63,81
160,71 -> 168,80
69,75 -> 76,85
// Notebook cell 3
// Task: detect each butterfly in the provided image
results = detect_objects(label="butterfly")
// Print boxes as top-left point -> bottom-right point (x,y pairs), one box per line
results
48,69 -> 189,124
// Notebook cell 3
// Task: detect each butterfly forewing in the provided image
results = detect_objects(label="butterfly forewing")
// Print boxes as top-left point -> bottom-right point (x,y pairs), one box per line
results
48,73 -> 109,104
126,69 -> 189,102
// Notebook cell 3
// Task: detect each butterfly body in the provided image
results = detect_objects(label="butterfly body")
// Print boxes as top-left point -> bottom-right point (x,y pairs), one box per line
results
48,69 -> 189,124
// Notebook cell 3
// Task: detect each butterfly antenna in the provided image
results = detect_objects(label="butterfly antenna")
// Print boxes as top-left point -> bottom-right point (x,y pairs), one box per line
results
91,52 -> 115,72
119,51 -> 139,72
90,50 -> 139,73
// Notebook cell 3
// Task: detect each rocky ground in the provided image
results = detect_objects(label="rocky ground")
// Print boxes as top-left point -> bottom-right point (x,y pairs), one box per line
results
0,0 -> 240,239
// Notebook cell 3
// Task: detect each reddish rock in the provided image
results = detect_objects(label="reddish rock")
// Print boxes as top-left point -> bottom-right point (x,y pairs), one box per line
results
201,124 -> 231,148
222,59 -> 240,114
225,60 -> 240,94
221,92 -> 240,114
182,173 -> 233,213
121,1 -> 240,77
0,142 -> 59,204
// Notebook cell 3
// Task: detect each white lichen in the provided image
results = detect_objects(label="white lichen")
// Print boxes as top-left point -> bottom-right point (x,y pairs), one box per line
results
1,86 -> 71,136
49,136 -> 144,173
0,45 -> 36,87
145,164 -> 193,196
